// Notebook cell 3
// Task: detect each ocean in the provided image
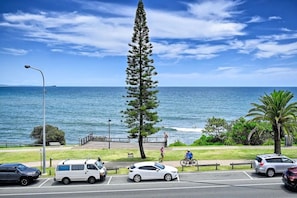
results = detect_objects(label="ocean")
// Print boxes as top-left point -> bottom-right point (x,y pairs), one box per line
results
1,87 -> 297,145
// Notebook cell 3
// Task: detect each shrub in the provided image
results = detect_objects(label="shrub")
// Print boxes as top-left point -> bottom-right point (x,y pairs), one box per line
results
263,138 -> 274,145
30,125 -> 66,145
169,140 -> 187,146
191,135 -> 224,146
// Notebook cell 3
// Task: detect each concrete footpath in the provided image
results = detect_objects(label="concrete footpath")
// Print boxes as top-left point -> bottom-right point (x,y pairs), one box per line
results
24,159 -> 252,169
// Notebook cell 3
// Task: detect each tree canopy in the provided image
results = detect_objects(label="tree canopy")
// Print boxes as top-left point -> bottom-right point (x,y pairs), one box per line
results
30,124 -> 66,145
247,90 -> 297,154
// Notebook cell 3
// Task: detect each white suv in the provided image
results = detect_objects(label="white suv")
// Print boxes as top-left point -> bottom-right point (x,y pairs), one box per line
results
254,154 -> 297,177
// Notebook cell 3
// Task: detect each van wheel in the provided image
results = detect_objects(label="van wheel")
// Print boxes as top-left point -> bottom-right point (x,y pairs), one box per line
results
266,169 -> 275,177
20,177 -> 29,186
62,177 -> 71,185
88,176 -> 96,184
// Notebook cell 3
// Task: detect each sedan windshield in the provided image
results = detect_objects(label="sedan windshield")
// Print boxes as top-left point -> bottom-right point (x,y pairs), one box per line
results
154,163 -> 165,169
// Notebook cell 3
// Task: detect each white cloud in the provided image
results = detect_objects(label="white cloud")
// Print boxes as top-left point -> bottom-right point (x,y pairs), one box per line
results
268,16 -> 282,20
229,39 -> 262,54
259,33 -> 297,41
281,28 -> 292,32
229,32 -> 297,59
256,41 -> 297,58
186,0 -> 243,20
0,0 -> 246,59
255,67 -> 293,74
247,16 -> 264,23
1,48 -> 28,56
0,0 -> 296,65
154,42 -> 230,60
148,0 -> 246,40
158,66 -> 297,86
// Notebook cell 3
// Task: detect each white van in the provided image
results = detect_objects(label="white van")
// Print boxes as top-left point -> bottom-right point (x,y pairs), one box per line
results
54,159 -> 107,184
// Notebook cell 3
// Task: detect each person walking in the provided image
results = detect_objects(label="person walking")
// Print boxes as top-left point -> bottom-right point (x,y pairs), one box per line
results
160,146 -> 164,162
164,132 -> 168,147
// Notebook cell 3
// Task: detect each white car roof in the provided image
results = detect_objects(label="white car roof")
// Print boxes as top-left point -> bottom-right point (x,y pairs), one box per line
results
58,159 -> 97,165
133,162 -> 157,167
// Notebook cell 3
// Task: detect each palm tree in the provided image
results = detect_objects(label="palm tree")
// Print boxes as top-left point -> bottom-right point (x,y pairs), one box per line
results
246,90 -> 297,154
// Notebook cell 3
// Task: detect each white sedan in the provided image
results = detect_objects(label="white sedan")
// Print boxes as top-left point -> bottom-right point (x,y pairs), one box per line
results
128,162 -> 178,182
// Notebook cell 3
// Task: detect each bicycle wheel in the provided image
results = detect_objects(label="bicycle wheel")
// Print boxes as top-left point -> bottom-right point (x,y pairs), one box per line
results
191,159 -> 198,166
180,159 -> 187,166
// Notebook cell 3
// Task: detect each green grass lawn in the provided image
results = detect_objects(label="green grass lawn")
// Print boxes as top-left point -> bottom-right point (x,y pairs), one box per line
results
1,145 -> 297,164
2,145 -> 297,176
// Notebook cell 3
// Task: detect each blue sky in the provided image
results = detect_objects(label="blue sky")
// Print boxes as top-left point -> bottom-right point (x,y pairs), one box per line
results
1,0 -> 297,87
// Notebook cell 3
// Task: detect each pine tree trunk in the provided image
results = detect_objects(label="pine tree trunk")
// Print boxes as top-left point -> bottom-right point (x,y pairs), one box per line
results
138,135 -> 146,159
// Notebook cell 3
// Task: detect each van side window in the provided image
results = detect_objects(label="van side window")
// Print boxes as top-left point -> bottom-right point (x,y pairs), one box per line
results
57,165 -> 70,171
87,164 -> 97,170
71,165 -> 84,171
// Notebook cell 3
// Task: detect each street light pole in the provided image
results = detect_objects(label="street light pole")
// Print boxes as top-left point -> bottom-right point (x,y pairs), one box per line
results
24,65 -> 46,174
108,119 -> 111,149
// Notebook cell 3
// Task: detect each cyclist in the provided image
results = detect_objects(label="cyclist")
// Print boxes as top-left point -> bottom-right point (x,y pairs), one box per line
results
180,150 -> 197,166
185,150 -> 193,160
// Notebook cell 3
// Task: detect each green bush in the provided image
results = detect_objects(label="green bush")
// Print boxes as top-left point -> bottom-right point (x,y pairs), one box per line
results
169,140 -> 187,146
30,125 -> 66,145
224,136 -> 236,145
263,138 -> 274,145
191,135 -> 224,146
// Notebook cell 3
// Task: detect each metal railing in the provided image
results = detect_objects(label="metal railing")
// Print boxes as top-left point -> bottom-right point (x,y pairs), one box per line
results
79,133 -> 165,145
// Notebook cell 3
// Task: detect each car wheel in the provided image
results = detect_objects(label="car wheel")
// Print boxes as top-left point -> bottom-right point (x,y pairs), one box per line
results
164,173 -> 172,181
62,177 -> 71,185
266,169 -> 275,177
133,174 -> 141,182
88,176 -> 96,184
20,177 -> 29,186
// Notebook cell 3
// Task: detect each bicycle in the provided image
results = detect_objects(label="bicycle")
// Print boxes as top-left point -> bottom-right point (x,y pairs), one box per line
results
180,158 -> 198,166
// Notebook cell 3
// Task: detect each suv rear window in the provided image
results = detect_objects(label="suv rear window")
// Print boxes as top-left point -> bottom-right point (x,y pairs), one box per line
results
255,157 -> 262,162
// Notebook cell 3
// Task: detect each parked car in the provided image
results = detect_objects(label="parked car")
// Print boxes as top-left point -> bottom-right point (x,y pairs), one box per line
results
128,162 -> 178,182
0,163 -> 41,186
54,159 -> 107,184
282,166 -> 297,190
253,154 -> 297,177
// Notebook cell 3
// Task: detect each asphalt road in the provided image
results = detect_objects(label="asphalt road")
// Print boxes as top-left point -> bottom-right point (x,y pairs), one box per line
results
0,171 -> 296,198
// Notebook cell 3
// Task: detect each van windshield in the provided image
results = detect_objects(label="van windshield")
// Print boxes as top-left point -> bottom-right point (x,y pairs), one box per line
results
95,161 -> 104,169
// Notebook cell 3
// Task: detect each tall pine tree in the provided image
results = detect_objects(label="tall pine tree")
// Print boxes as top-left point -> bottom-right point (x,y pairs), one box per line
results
123,0 -> 160,159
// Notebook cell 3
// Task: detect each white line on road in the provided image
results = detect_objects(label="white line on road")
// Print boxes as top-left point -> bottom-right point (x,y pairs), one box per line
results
107,176 -> 112,185
243,171 -> 254,180
38,178 -> 50,188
